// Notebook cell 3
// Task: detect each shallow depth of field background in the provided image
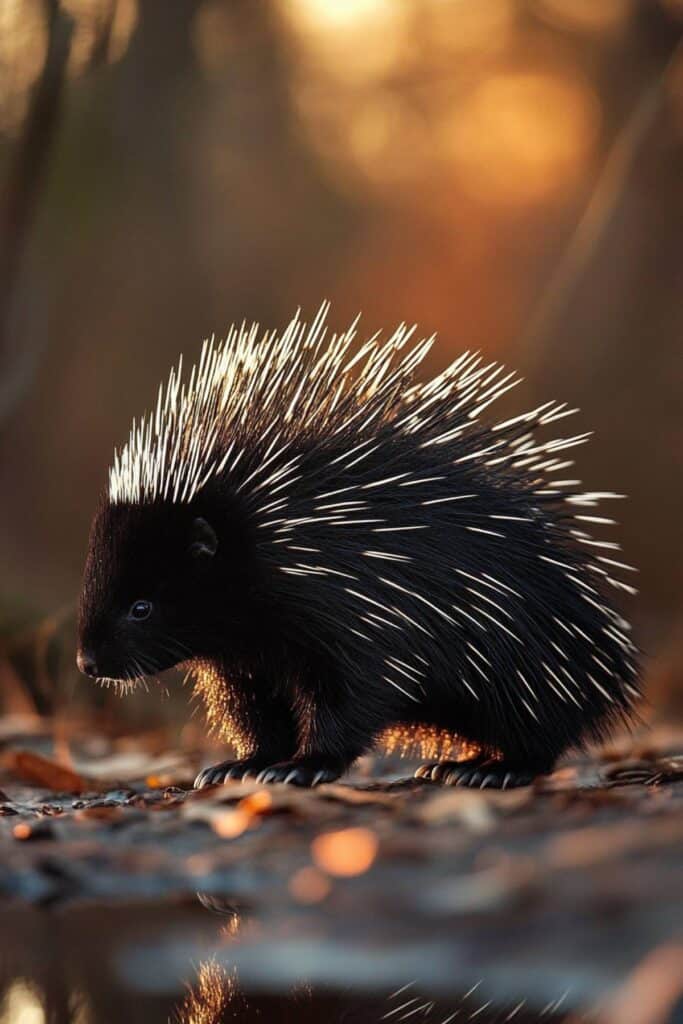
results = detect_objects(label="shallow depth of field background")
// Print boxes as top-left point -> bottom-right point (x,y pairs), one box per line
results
0,0 -> 681,726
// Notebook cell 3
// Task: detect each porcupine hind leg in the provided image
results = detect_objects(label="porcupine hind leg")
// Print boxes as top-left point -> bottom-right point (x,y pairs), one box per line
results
414,694 -> 558,790
415,733 -> 557,789
194,679 -> 299,788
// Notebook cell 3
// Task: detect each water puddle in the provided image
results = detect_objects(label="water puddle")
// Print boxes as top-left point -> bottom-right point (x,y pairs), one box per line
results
0,898 -> 574,1023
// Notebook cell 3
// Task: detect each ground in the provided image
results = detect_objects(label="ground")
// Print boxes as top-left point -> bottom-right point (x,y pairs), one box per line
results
0,719 -> 681,1024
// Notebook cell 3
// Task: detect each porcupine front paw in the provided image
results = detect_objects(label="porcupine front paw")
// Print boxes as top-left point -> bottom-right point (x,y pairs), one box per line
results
194,757 -> 273,789
415,757 -> 545,790
256,756 -> 344,787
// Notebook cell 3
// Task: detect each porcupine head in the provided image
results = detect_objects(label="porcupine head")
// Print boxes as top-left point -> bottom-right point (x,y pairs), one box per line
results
77,305 -> 401,700
77,497 -> 254,685
76,310 -> 339,702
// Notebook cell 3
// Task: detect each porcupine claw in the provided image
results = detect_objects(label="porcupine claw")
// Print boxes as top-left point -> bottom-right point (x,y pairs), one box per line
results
255,757 -> 342,787
415,758 -> 539,790
194,757 -> 271,788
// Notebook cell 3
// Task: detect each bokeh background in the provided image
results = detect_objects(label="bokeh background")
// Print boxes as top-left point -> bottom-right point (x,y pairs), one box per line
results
1,0 -> 682,725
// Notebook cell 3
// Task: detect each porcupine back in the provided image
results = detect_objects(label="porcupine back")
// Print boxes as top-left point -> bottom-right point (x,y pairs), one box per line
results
109,304 -> 640,764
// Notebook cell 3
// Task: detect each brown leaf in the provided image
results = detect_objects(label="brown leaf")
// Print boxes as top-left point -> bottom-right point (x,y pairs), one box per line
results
2,750 -> 89,794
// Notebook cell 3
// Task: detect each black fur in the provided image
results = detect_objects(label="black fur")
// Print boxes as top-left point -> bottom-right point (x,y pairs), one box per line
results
78,326 -> 640,789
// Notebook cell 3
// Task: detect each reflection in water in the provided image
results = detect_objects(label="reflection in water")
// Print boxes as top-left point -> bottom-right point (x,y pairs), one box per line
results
195,894 -> 243,938
170,959 -> 572,1024
0,878 -> 649,1023
168,892 -> 571,1024
379,980 -> 570,1022
174,961 -> 234,1024
0,979 -> 91,1024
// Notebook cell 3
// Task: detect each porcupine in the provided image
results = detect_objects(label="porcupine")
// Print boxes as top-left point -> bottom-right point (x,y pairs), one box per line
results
77,306 -> 640,789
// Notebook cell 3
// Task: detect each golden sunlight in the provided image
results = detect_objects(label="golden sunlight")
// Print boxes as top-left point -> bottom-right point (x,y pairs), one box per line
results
445,69 -> 600,206
423,0 -> 515,58
285,0 -> 395,32
279,0 -> 406,85
0,0 -> 47,134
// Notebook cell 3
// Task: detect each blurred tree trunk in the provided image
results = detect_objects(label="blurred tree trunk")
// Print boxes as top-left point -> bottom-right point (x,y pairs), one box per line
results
0,0 -> 73,427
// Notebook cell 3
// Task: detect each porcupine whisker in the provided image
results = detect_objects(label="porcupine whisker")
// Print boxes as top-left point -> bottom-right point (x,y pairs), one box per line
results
156,641 -> 193,668
130,658 -> 150,691
96,675 -> 135,698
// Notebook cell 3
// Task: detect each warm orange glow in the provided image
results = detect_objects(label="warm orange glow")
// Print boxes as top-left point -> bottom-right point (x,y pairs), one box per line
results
379,722 -> 481,761
289,865 -> 332,903
286,3 -> 601,207
237,790 -> 273,816
12,823 -> 33,841
191,659 -> 252,753
211,808 -> 250,839
279,0 -> 406,85
345,94 -> 430,187
446,69 -> 600,206
0,0 -> 47,134
284,0 -> 396,32
423,0 -> 514,58
311,826 -> 379,877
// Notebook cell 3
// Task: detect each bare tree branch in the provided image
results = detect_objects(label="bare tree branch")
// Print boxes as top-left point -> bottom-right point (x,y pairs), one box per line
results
521,34 -> 683,357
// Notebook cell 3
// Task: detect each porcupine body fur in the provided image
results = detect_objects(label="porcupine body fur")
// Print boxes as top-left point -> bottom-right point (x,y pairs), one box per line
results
77,306 -> 640,789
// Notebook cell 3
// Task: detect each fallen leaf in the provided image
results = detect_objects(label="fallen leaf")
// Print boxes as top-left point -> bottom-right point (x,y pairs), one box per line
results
2,750 -> 90,794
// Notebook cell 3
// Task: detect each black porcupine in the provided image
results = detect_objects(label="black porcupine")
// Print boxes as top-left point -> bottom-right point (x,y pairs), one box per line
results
77,305 -> 640,789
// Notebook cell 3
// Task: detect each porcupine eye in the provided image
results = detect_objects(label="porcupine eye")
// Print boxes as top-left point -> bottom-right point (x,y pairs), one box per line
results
128,600 -> 153,621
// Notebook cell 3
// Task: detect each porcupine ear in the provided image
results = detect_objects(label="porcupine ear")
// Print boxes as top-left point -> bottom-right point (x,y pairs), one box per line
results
189,517 -> 218,560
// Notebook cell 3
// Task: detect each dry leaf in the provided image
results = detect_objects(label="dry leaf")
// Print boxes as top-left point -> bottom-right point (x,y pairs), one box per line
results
2,750 -> 90,794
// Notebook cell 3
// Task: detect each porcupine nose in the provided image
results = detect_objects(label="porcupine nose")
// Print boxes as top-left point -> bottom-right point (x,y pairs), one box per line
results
77,648 -> 99,677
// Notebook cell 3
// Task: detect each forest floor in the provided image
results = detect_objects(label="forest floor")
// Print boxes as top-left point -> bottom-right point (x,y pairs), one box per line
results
0,718 -> 681,1024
